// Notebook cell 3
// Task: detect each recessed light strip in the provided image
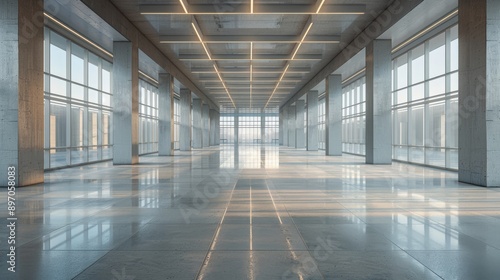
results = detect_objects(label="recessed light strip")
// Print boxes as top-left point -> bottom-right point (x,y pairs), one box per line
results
179,0 -> 188,13
291,22 -> 313,60
191,22 -> 212,60
213,64 -> 236,108
44,13 -> 113,58
316,0 -> 326,14
265,64 -> 290,108
392,9 -> 458,53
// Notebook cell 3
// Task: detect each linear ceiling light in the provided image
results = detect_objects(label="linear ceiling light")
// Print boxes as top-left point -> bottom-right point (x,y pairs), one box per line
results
179,0 -> 188,13
392,9 -> 458,53
191,22 -> 212,60
316,0 -> 326,13
251,0 -> 254,13
44,13 -> 113,57
213,64 -> 236,108
291,22 -> 313,60
265,64 -> 290,108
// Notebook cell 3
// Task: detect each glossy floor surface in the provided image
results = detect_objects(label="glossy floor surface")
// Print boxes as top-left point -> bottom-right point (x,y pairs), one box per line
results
1,146 -> 500,279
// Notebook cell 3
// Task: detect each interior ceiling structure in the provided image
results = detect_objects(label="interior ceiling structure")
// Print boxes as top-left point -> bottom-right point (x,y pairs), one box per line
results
110,0 -> 393,109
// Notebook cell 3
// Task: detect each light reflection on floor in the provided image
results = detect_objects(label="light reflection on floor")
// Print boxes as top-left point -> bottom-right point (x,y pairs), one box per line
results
1,146 -> 500,279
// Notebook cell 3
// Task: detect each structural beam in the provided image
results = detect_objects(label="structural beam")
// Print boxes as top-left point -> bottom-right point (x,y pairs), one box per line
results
160,35 -> 339,43
140,4 -> 366,15
281,0 -> 424,110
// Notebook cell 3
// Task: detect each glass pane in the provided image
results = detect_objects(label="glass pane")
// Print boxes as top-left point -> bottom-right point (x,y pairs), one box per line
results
49,102 -> 67,149
88,89 -> 99,104
411,45 -> 425,84
429,33 -> 446,78
409,106 -> 424,146
88,110 -> 99,147
88,54 -> 99,89
102,93 -> 111,107
411,84 -> 425,101
450,25 -> 459,72
70,106 -> 85,147
429,77 -> 446,97
50,77 -> 67,96
71,43 -> 85,84
396,54 -> 408,89
71,148 -> 86,165
71,84 -> 84,100
450,73 -> 459,92
50,32 -> 67,78
426,102 -> 446,147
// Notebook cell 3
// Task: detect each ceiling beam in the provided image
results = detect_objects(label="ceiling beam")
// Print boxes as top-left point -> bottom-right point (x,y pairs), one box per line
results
160,35 -> 340,43
80,0 -> 219,110
179,54 -> 322,60
281,0 -> 424,109
140,4 -> 365,15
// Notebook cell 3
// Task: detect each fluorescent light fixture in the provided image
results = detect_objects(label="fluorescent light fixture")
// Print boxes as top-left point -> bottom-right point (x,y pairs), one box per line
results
179,0 -> 188,13
250,65 -> 253,82
251,0 -> 254,13
291,22 -> 313,60
191,22 -> 212,60
44,13 -> 113,58
250,42 -> 253,60
316,0 -> 326,13
392,9 -> 458,53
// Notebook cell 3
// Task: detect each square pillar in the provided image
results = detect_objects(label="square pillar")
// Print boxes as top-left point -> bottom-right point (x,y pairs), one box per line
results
365,39 -> 392,164
295,100 -> 305,148
282,107 -> 289,146
0,0 -> 44,186
458,0 -> 500,187
307,91 -> 319,151
326,75 -> 342,156
210,109 -> 217,146
192,99 -> 202,148
261,109 -> 266,144
202,104 -> 210,147
113,41 -> 139,165
279,109 -> 284,145
288,106 -> 296,147
234,109 -> 239,145
158,73 -> 174,156
179,88 -> 191,151
215,111 -> 220,145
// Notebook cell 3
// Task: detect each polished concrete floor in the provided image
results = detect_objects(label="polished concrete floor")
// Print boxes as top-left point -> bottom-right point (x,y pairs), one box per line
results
1,146 -> 500,279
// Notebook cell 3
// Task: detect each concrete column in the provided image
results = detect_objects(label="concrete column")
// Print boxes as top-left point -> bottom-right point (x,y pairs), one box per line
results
234,109 -> 239,145
179,88 -> 191,151
458,0 -> 500,187
261,109 -> 266,144
210,109 -> 217,146
307,91 -> 319,151
282,107 -> 288,146
192,99 -> 202,148
365,39 -> 392,164
216,111 -> 220,145
158,73 -> 174,156
295,100 -> 305,148
326,75 -> 342,156
113,41 -> 139,165
0,0 -> 44,186
279,110 -> 284,145
288,106 -> 296,147
202,104 -> 210,147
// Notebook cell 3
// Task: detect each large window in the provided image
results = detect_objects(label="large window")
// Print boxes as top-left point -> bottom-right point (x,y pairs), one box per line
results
220,107 -> 278,145
139,80 -> 159,155
342,77 -> 366,155
44,28 -> 113,169
238,108 -> 261,144
392,25 -> 458,169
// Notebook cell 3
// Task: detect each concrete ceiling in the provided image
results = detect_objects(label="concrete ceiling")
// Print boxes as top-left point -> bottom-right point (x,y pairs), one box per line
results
109,0 -> 394,109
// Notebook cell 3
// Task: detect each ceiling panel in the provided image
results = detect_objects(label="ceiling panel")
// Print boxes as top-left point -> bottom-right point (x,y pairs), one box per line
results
111,0 -> 393,109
